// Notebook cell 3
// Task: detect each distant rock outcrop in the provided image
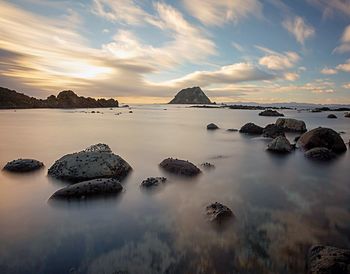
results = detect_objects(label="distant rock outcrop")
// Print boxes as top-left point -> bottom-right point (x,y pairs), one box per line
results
259,109 -> 284,117
169,87 -> 211,104
0,87 -> 118,109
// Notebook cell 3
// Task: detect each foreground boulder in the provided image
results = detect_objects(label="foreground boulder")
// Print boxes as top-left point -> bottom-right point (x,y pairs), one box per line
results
327,114 -> 337,119
308,245 -> 350,274
239,123 -> 263,135
276,118 -> 307,132
259,109 -> 284,117
267,136 -> 292,153
305,147 -> 336,161
263,124 -> 285,138
206,202 -> 233,223
207,123 -> 219,130
3,159 -> 44,172
159,158 -> 201,176
298,127 -> 347,153
140,177 -> 166,188
48,144 -> 132,182
50,178 -> 123,199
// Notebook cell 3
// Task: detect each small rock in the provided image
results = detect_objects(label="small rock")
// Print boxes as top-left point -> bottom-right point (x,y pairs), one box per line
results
263,124 -> 285,138
3,159 -> 44,172
140,177 -> 166,188
275,118 -> 307,132
227,128 -> 238,132
129,111 -> 133,113
239,123 -> 263,135
207,123 -> 219,130
345,113 -> 350,118
327,114 -> 337,119
267,136 -> 292,153
159,158 -> 201,176
305,147 -> 336,161
200,162 -> 215,169
259,109 -> 284,117
206,202 -> 233,222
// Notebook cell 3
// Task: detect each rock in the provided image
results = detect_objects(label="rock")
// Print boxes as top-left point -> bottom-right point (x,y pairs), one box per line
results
308,245 -> 350,274
48,145 -> 132,182
169,87 -> 211,104
227,128 -> 238,132
305,147 -> 336,161
3,159 -> 44,172
50,178 -> 123,199
200,162 -> 215,169
239,123 -> 263,135
345,113 -> 350,118
294,136 -> 301,142
298,127 -> 347,153
263,124 -> 285,138
83,143 -> 112,153
159,158 -> 201,176
207,123 -> 219,130
259,109 -> 284,117
267,136 -> 292,153
129,111 -> 133,113
327,114 -> 337,119
206,202 -> 233,222
275,118 -> 307,132
140,177 -> 166,188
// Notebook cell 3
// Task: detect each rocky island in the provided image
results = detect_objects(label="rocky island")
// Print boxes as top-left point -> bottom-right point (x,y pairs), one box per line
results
0,87 -> 118,109
169,86 -> 212,104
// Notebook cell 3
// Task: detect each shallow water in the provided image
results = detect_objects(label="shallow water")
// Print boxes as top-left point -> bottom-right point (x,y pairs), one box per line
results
0,106 -> 349,274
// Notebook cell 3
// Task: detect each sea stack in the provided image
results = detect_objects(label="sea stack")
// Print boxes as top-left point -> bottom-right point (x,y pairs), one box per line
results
169,87 -> 211,104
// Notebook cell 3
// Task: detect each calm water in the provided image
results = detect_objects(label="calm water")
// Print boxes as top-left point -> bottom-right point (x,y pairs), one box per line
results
0,106 -> 349,274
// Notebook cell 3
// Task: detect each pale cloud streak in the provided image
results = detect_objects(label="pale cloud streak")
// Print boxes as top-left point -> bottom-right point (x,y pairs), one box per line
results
283,16 -> 315,45
321,67 -> 338,75
333,25 -> 350,53
257,46 -> 300,70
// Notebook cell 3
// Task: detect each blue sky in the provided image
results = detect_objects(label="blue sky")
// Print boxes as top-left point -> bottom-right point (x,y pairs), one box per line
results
0,0 -> 350,103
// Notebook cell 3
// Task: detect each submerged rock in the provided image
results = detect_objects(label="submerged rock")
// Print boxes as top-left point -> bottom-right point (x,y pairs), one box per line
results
305,147 -> 336,161
227,128 -> 238,132
207,123 -> 219,130
200,162 -> 215,169
308,245 -> 350,274
3,159 -> 44,172
275,118 -> 307,132
263,124 -> 285,139
48,144 -> 132,182
50,178 -> 123,199
259,109 -> 284,117
327,114 -> 337,119
140,177 -> 166,188
267,136 -> 292,153
239,122 -> 263,135
298,127 -> 347,153
159,158 -> 201,176
206,202 -> 233,222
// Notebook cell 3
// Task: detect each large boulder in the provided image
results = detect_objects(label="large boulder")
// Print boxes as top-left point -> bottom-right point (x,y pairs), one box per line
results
3,159 -> 44,172
207,123 -> 219,130
206,202 -> 233,223
159,158 -> 201,176
169,87 -> 211,104
263,124 -> 285,138
48,144 -> 132,182
259,109 -> 284,117
275,118 -> 307,132
298,127 -> 347,153
267,136 -> 292,153
239,123 -> 263,135
308,245 -> 350,274
50,178 -> 123,199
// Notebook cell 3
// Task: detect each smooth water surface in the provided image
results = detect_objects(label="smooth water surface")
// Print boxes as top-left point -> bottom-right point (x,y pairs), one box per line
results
0,106 -> 349,274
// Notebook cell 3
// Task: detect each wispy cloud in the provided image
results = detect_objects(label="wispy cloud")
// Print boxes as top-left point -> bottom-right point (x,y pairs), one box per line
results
307,0 -> 350,18
257,46 -> 300,70
321,67 -> 338,75
282,16 -> 315,45
333,25 -> 350,53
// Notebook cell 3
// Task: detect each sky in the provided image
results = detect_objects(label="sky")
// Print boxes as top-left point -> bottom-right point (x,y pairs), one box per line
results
0,0 -> 350,104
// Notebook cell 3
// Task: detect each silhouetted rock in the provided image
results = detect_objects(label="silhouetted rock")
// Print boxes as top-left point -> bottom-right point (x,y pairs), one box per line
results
0,87 -> 118,109
3,159 -> 44,172
305,147 -> 336,161
267,136 -> 292,153
275,118 -> 307,132
345,113 -> 350,118
169,87 -> 211,104
207,123 -> 219,130
140,177 -> 166,188
50,178 -> 123,199
206,202 -> 233,222
263,124 -> 285,138
259,109 -> 284,117
239,123 -> 263,134
227,128 -> 238,132
159,158 -> 201,176
298,127 -> 347,153
48,144 -> 132,182
308,245 -> 350,274
327,114 -> 337,119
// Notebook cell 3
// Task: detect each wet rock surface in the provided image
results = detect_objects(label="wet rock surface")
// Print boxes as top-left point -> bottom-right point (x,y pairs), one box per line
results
275,118 -> 307,132
239,122 -> 263,135
263,124 -> 285,139
308,245 -> 350,274
159,158 -> 201,176
267,136 -> 292,153
3,159 -> 44,172
259,109 -> 284,117
140,177 -> 167,188
50,178 -> 123,199
305,147 -> 336,161
207,123 -> 219,130
206,202 -> 233,222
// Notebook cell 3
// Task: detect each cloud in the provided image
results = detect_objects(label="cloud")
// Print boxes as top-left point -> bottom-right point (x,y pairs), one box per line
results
284,72 -> 299,81
333,25 -> 350,53
232,42 -> 245,52
307,0 -> 350,18
305,79 -> 335,93
182,0 -> 262,26
282,16 -> 315,45
336,59 -> 350,72
343,83 -> 350,89
321,67 -> 338,75
257,46 -> 300,70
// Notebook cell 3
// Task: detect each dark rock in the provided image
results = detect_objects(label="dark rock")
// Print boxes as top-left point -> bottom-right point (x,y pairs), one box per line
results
206,202 -> 233,222
345,113 -> 350,118
3,159 -> 44,172
200,162 -> 215,169
227,128 -> 238,132
263,124 -> 285,138
207,123 -> 219,130
140,177 -> 166,188
294,136 -> 301,142
259,109 -> 284,117
308,245 -> 350,274
169,87 -> 211,104
275,118 -> 307,132
83,143 -> 112,153
298,127 -> 347,153
50,178 -> 123,199
129,111 -> 133,113
327,114 -> 337,119
239,123 -> 263,135
48,144 -> 132,182
159,158 -> 201,176
267,136 -> 292,153
305,147 -> 336,161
